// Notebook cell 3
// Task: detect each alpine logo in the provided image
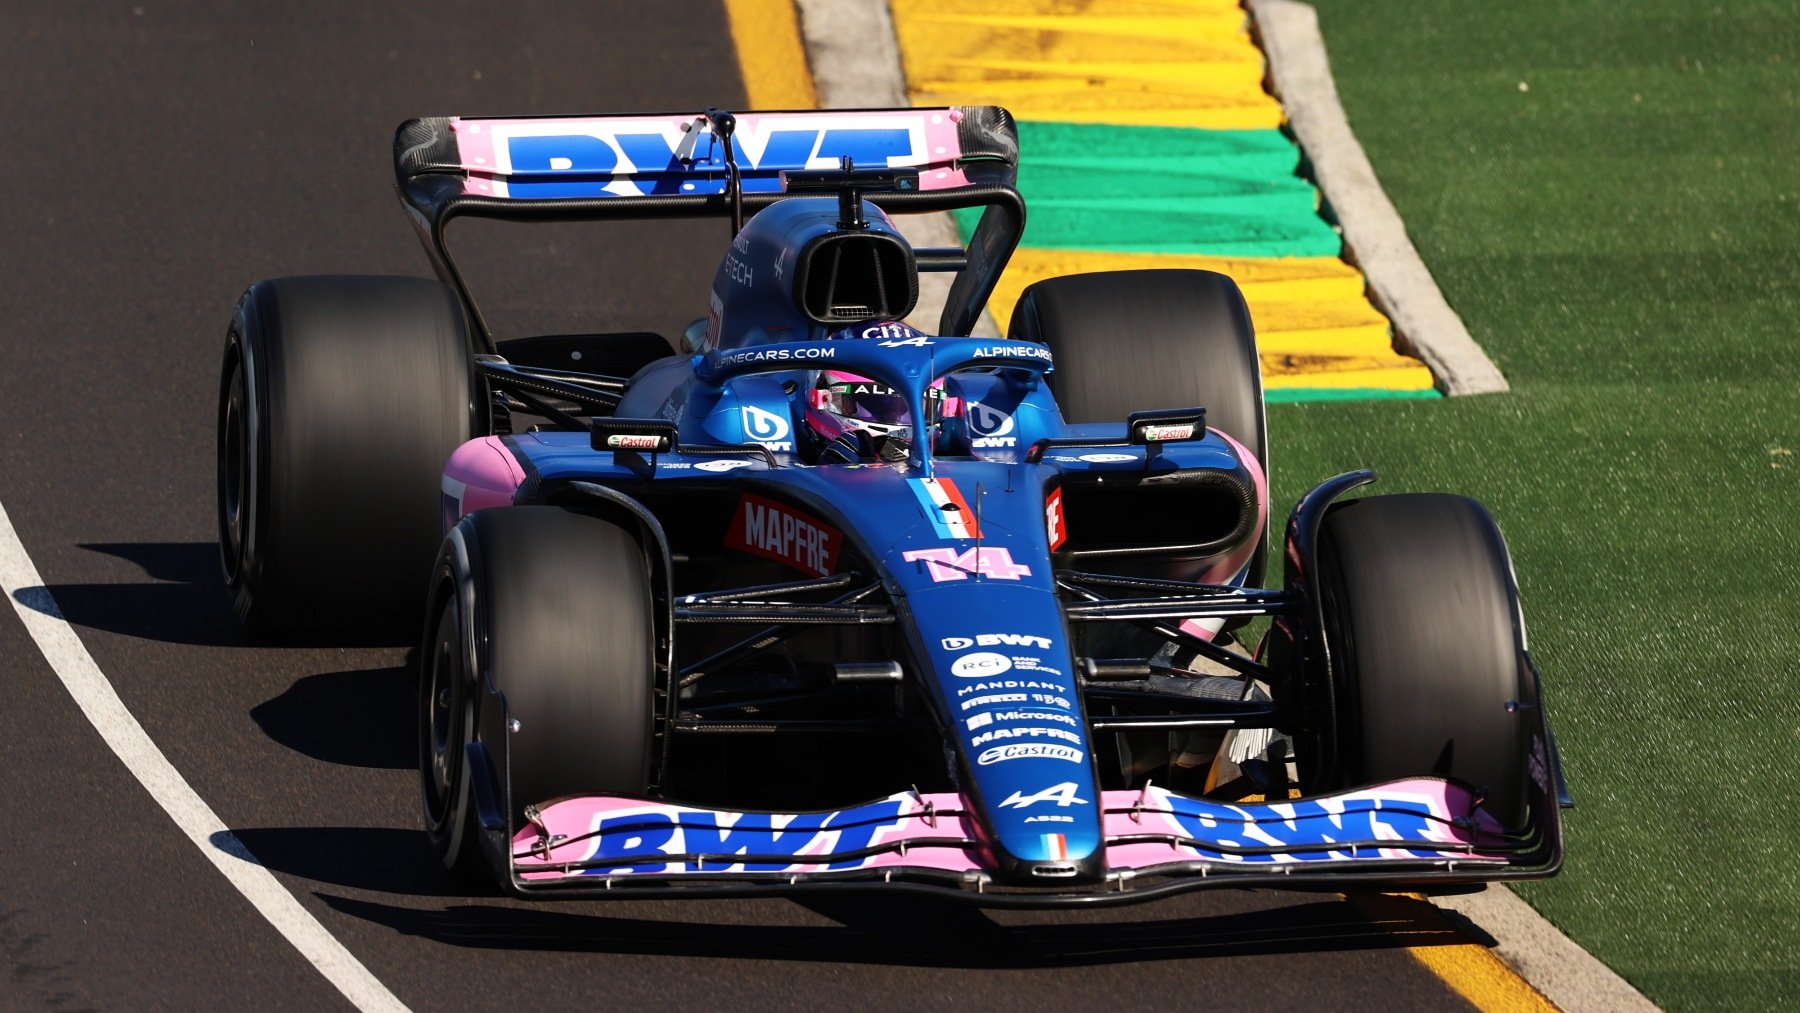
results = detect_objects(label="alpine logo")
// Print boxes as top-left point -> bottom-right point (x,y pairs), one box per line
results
998,782 -> 1089,809
726,493 -> 841,577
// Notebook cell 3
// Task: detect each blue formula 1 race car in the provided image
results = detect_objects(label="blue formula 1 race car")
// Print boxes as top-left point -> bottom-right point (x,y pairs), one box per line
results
216,106 -> 1568,902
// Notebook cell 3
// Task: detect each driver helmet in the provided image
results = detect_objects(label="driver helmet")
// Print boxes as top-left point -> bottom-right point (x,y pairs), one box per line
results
806,321 -> 945,461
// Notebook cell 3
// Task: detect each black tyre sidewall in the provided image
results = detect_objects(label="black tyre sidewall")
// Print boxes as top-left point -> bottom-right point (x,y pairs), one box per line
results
1009,268 -> 1267,469
465,507 -> 656,819
223,275 -> 475,638
1009,269 -> 1268,586
1318,494 -> 1533,829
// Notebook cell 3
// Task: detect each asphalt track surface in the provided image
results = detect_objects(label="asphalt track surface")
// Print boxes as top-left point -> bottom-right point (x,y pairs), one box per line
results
0,4 -> 1481,1009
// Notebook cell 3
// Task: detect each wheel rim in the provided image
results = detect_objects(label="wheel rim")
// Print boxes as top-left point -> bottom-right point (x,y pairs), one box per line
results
218,356 -> 251,583
420,594 -> 465,830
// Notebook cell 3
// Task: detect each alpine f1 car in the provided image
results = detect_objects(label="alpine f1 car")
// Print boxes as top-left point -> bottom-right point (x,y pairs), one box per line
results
217,105 -> 1569,902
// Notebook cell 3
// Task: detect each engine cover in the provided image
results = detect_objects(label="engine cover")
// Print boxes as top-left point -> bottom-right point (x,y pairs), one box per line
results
707,198 -> 918,349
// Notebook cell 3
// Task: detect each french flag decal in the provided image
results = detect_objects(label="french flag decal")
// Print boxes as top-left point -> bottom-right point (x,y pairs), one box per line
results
910,478 -> 980,539
1043,834 -> 1068,861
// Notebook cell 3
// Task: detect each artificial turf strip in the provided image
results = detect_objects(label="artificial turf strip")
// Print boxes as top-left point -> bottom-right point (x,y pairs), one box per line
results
950,123 -> 1343,257
1297,3 -> 1800,1008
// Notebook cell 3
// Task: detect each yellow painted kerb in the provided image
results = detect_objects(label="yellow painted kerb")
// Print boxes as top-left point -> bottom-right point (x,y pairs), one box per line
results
1351,892 -> 1557,1012
722,0 -> 818,109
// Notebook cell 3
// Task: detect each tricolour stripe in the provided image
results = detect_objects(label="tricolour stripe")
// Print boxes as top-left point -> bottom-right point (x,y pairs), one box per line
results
911,477 -> 979,540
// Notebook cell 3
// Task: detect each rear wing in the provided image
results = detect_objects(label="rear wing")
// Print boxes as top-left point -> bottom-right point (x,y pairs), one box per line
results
392,107 -> 1024,347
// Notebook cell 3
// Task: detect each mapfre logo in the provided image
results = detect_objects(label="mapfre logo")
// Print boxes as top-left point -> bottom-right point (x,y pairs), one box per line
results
727,493 -> 840,577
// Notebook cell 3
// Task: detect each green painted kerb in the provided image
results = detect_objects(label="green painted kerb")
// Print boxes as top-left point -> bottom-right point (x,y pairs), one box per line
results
1266,388 -> 1442,403
956,121 -> 1345,258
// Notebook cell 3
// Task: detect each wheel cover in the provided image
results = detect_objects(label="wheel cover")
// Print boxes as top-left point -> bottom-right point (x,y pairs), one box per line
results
218,358 -> 250,583
420,596 -> 466,831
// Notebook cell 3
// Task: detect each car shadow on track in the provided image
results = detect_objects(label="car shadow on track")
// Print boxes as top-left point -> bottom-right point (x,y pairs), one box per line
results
249,664 -> 416,769
307,891 -> 1479,966
15,542 -> 247,647
19,542 -> 416,648
222,827 -> 465,899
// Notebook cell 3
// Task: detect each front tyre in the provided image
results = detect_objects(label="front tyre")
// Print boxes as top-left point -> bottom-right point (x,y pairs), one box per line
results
1313,494 -> 1535,830
420,506 -> 657,881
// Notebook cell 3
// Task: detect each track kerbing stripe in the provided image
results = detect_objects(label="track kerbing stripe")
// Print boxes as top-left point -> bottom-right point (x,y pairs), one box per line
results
721,0 -> 818,109
0,498 -> 409,1013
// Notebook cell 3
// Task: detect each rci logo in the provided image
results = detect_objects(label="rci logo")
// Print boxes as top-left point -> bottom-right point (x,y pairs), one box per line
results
950,652 -> 1013,678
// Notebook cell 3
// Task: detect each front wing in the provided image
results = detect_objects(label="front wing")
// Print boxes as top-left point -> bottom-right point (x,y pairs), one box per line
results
510,778 -> 1557,904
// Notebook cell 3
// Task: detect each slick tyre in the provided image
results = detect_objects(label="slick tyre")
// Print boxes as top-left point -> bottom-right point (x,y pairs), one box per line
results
1008,268 -> 1268,584
466,506 -> 654,821
1315,494 -> 1534,830
218,275 -> 476,640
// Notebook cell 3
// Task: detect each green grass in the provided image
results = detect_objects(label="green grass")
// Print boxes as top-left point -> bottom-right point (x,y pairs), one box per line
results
1290,3 -> 1799,1008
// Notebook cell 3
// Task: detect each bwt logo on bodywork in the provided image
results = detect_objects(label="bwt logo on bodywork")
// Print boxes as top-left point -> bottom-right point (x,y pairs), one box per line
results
574,798 -> 909,874
490,117 -> 932,199
727,493 -> 841,577
966,401 -> 1016,448
941,633 -> 1053,651
902,546 -> 1032,582
740,404 -> 791,451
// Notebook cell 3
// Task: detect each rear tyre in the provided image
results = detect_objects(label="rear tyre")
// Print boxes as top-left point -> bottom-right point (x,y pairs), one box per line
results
1009,270 -> 1267,589
470,506 -> 656,822
1313,494 -> 1534,830
218,275 -> 476,640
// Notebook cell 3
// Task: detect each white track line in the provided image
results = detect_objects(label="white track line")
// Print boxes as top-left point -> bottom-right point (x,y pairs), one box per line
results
0,497 -> 409,1013
1249,0 -> 1509,395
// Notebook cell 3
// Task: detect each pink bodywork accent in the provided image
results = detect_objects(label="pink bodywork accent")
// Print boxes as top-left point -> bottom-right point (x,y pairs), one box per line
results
441,437 -> 525,532
511,779 -> 1506,883
448,109 -> 975,197
1177,427 -> 1270,642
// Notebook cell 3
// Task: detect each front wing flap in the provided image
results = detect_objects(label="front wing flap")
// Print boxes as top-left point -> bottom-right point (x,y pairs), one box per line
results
510,778 -> 1552,903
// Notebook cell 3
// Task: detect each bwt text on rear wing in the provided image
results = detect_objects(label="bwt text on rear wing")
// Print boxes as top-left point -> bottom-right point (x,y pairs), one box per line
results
391,106 -> 1025,345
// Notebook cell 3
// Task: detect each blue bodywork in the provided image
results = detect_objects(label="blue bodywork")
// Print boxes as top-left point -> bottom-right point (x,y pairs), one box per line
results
505,333 -> 1258,880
